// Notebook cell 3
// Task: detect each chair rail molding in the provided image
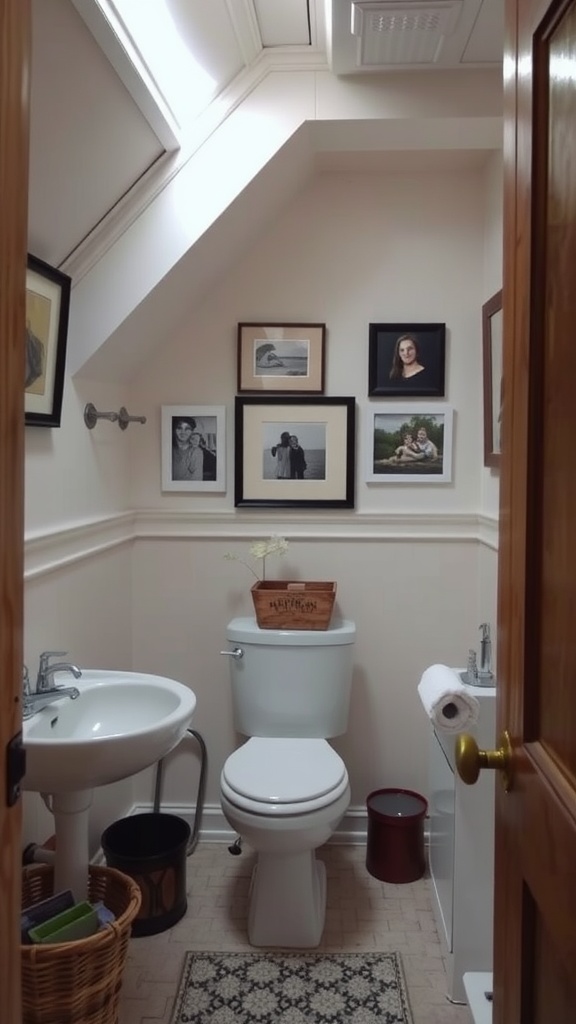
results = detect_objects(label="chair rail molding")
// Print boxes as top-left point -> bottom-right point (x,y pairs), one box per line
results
24,509 -> 498,581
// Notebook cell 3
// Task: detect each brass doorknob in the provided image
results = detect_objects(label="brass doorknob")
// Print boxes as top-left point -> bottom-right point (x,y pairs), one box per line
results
455,730 -> 513,791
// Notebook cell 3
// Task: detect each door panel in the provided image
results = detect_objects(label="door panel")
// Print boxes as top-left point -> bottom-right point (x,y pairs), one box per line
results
0,0 -> 29,1019
496,1 -> 576,1021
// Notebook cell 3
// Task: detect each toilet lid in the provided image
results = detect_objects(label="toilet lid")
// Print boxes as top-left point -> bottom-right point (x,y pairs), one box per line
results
222,738 -> 346,805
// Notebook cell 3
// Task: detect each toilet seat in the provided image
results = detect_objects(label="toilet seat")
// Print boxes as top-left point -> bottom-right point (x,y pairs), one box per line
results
221,737 -> 348,815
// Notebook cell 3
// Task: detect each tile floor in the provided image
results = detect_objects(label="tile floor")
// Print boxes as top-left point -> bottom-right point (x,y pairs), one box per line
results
118,841 -> 473,1024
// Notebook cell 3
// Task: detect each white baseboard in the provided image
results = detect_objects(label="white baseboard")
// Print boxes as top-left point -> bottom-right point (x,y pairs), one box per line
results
94,802 -> 431,865
129,801 -> 370,845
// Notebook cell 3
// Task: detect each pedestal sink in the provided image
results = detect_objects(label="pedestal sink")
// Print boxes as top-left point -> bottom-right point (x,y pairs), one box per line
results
22,670 -> 197,900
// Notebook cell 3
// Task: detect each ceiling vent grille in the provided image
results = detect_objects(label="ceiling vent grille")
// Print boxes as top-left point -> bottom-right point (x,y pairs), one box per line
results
350,1 -> 463,66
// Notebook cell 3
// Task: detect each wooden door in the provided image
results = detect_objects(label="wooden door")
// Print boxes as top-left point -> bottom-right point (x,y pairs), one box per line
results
0,0 -> 30,1019
495,0 -> 576,1020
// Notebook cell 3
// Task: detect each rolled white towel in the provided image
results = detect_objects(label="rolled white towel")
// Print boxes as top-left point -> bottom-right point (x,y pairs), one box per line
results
417,664 -> 480,733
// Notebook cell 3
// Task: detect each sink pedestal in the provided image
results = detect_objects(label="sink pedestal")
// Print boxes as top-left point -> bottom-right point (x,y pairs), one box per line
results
52,790 -> 93,901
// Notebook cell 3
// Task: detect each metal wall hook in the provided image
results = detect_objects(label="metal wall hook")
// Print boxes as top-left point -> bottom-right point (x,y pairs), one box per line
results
118,406 -> 147,430
84,403 -> 147,430
84,403 -> 118,428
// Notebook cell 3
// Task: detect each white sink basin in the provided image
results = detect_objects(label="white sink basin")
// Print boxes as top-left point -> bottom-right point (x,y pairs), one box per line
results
22,670 -> 197,792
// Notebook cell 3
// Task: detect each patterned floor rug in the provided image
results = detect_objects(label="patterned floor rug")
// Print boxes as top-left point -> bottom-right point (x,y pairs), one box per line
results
170,950 -> 414,1024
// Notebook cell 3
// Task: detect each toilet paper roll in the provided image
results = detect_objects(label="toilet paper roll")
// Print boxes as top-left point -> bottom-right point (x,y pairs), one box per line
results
417,664 -> 480,733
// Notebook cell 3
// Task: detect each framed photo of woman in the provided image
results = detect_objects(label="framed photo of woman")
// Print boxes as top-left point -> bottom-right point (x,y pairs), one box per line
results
368,323 -> 446,398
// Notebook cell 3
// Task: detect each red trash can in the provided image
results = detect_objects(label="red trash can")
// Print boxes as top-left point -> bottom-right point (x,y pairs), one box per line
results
366,788 -> 428,883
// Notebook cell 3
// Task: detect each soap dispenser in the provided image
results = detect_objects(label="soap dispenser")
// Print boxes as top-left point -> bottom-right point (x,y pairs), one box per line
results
478,622 -> 494,684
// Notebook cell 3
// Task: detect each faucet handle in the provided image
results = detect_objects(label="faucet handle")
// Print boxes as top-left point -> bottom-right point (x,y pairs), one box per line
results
39,650 -> 68,671
479,623 -> 490,640
37,650 -> 68,688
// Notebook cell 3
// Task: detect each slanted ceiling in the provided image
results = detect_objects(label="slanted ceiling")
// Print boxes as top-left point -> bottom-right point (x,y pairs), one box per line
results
27,0 -> 503,382
29,0 -> 503,270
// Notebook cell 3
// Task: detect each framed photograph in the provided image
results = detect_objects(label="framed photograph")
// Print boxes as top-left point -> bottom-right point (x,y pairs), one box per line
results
161,405 -> 226,492
368,322 -> 446,397
482,290 -> 503,468
234,396 -> 355,508
25,253 -> 72,427
237,322 -> 325,393
366,404 -> 454,483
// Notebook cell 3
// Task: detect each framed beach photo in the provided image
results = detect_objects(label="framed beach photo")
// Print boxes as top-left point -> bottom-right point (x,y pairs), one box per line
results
25,253 -> 72,427
366,404 -> 454,483
237,322 -> 325,393
368,322 -> 446,397
234,396 -> 355,508
482,289 -> 503,468
161,405 -> 226,492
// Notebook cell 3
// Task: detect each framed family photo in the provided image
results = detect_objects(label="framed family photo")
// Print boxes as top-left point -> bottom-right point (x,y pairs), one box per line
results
368,322 -> 446,397
234,396 -> 355,508
161,405 -> 226,492
482,289 -> 503,468
237,322 -> 325,393
366,404 -> 453,483
25,253 -> 72,427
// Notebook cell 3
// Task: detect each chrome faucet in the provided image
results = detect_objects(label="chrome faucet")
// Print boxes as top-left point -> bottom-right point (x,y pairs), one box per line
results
22,651 -> 82,719
23,685 -> 81,719
36,650 -> 82,692
478,623 -> 494,681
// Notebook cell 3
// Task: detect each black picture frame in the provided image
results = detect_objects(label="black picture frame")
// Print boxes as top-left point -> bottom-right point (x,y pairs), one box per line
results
234,396 -> 356,509
368,322 -> 446,398
25,253 -> 71,427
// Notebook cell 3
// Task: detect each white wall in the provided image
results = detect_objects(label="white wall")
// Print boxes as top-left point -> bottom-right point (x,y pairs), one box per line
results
130,166 -> 489,512
22,141 -> 502,855
481,148 -> 503,519
123,163 -> 499,819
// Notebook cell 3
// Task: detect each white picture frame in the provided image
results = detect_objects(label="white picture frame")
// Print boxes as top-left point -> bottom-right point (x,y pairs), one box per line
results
366,404 -> 454,484
161,405 -> 226,492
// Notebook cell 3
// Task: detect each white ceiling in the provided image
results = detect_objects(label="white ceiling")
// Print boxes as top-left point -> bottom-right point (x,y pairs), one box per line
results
28,0 -> 503,335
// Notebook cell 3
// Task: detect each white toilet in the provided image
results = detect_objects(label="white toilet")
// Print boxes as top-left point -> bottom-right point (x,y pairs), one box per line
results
220,616 -> 356,948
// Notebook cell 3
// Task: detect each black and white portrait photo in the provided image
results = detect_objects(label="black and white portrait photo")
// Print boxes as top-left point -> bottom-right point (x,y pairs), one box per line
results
161,405 -> 226,493
262,421 -> 327,481
234,396 -> 355,509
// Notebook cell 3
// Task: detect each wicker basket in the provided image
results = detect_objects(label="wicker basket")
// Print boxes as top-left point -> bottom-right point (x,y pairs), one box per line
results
251,580 -> 336,630
21,864 -> 142,1024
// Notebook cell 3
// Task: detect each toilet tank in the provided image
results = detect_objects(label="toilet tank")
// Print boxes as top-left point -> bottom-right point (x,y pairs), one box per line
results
224,617 -> 356,738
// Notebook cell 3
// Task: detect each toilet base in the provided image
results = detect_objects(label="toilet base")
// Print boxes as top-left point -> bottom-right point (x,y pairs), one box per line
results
248,850 -> 326,947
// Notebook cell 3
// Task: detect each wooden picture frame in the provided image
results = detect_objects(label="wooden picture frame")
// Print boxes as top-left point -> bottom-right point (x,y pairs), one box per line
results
25,254 -> 71,427
482,290 -> 503,468
237,322 -> 325,393
234,395 -> 355,508
161,405 -> 226,492
366,404 -> 454,483
368,322 -> 446,397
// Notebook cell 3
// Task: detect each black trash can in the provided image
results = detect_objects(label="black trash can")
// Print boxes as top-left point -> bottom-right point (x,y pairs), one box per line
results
101,812 -> 190,936
366,788 -> 428,884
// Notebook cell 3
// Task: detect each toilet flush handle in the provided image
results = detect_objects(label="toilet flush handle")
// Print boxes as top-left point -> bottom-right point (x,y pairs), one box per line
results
219,647 -> 244,660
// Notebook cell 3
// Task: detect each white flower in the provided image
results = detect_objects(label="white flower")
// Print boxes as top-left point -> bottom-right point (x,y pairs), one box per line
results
224,535 -> 289,580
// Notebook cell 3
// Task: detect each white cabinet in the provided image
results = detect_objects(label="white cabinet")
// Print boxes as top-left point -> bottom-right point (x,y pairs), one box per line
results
428,686 -> 496,1004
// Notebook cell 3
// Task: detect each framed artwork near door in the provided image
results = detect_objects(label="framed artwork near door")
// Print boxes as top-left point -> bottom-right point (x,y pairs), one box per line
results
482,289 -> 503,468
25,253 -> 71,427
234,395 -> 355,508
